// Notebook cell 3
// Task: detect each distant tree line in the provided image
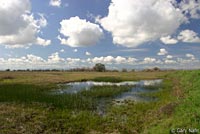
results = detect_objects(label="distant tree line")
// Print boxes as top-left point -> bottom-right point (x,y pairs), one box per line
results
143,67 -> 161,72
3,65 -> 174,72
3,63 -> 108,72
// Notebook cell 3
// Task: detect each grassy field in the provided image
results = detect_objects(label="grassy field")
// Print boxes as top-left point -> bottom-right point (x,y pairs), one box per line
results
0,71 -> 170,84
0,70 -> 200,134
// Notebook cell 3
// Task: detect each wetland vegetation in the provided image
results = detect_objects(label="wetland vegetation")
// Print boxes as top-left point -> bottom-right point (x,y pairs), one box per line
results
0,70 -> 200,134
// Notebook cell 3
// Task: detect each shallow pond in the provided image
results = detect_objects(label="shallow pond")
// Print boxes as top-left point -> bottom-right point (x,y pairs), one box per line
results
52,79 -> 163,115
55,79 -> 162,102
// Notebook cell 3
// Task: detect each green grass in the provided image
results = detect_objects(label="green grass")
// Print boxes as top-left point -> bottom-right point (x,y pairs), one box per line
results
0,84 -> 132,111
143,84 -> 162,90
92,76 -> 123,82
80,85 -> 132,98
1,70 -> 200,133
145,70 -> 200,133
0,84 -> 96,110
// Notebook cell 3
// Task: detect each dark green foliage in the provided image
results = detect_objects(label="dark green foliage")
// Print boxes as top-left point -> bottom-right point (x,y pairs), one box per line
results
92,76 -> 123,82
93,63 -> 106,72
80,86 -> 131,98
122,68 -> 128,72
0,84 -> 96,110
0,84 -> 131,110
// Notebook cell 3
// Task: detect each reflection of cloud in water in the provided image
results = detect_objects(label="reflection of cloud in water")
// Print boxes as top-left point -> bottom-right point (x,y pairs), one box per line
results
53,79 -> 163,114
139,79 -> 163,86
68,81 -> 139,86
55,79 -> 162,95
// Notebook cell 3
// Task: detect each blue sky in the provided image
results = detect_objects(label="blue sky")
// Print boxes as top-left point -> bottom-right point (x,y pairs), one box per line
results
0,0 -> 200,70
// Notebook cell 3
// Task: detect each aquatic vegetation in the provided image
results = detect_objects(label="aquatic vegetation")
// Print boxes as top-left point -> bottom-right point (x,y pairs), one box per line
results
1,71 -> 199,133
92,76 -> 123,82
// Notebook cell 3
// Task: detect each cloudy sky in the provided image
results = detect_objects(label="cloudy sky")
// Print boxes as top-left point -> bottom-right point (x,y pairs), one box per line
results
0,0 -> 200,70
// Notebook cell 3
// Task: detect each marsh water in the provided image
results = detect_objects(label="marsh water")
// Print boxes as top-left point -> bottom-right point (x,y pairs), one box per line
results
53,79 -> 162,115
55,79 -> 162,102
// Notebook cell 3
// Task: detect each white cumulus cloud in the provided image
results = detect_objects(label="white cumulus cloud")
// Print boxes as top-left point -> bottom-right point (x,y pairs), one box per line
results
165,59 -> 176,64
143,57 -> 156,64
0,0 -> 51,48
157,49 -> 168,56
100,0 -> 186,47
36,37 -> 51,46
49,0 -> 61,7
73,49 -> 78,52
178,29 -> 200,43
166,55 -> 173,59
0,54 -> 199,70
48,52 -> 64,64
161,29 -> 200,44
91,56 -> 137,65
26,54 -> 45,63
60,49 -> 65,53
58,16 -> 103,47
186,53 -> 195,60
85,51 -> 91,56
160,36 -> 178,44
179,0 -> 200,19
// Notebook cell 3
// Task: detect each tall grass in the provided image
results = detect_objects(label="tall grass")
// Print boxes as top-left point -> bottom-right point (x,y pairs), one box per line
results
80,85 -> 132,98
145,70 -> 200,133
0,84 -> 96,110
0,84 -> 132,110
92,77 -> 123,82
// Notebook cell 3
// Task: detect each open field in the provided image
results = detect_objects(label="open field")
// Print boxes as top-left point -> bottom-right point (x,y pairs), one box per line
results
0,70 -> 200,134
0,71 -> 170,84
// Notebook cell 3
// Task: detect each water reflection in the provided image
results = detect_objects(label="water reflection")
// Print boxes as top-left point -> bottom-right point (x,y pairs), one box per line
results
113,86 -> 159,105
52,79 -> 163,115
55,79 -> 162,102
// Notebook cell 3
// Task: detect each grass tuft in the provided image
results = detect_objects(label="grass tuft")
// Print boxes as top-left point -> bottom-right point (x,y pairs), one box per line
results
92,77 -> 123,83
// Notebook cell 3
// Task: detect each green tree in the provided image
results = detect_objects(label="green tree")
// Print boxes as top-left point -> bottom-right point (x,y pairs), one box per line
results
5,69 -> 10,71
122,68 -> 127,72
93,63 -> 106,72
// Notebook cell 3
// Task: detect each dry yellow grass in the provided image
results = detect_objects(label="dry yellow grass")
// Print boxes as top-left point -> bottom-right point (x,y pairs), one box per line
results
0,71 -> 173,85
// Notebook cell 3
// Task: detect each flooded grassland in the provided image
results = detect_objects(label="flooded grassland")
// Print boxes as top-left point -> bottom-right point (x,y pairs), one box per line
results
1,71 -> 199,134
